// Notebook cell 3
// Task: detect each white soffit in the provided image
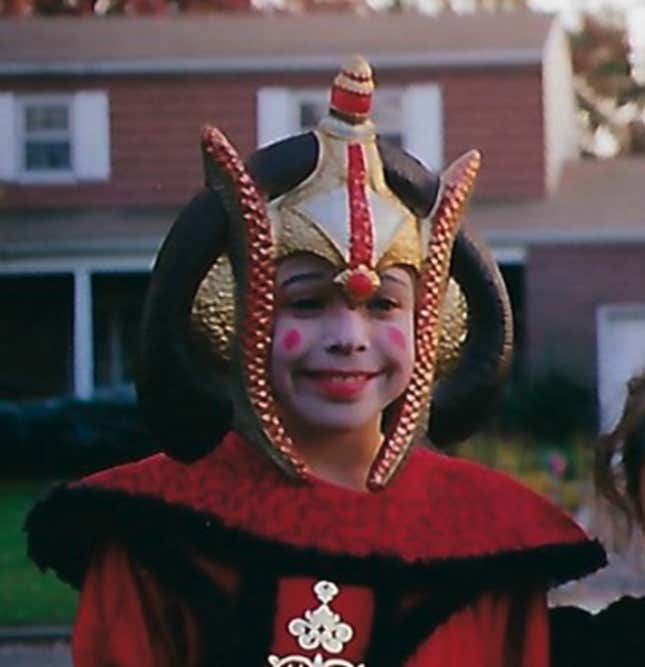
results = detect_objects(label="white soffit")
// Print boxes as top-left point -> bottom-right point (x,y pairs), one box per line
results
488,245 -> 527,264
0,50 -> 543,77
481,228 -> 645,245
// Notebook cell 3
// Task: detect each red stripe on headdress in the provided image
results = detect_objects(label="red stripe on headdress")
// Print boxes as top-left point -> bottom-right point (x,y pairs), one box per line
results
347,143 -> 373,268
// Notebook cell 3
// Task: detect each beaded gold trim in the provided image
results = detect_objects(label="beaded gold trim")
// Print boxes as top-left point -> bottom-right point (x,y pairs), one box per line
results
202,126 -> 308,479
367,150 -> 481,490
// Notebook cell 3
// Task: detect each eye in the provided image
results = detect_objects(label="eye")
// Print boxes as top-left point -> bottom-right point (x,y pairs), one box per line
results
368,296 -> 400,312
288,297 -> 325,312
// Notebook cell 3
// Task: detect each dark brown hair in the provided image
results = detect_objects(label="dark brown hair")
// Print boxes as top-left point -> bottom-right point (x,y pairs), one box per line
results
595,371 -> 645,529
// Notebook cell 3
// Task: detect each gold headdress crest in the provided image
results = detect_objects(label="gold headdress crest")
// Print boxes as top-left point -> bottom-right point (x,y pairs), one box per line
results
190,56 -> 481,489
137,56 -> 513,491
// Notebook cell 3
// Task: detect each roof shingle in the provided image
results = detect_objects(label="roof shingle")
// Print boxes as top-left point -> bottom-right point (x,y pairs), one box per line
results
0,12 -> 554,74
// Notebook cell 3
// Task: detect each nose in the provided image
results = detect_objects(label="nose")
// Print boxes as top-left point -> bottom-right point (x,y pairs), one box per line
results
323,305 -> 369,356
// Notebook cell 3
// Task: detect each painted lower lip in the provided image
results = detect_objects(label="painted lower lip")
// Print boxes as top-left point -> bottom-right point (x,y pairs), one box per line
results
301,373 -> 379,400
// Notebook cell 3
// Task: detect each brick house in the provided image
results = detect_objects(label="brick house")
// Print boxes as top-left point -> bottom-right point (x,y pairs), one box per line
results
0,12 -> 642,427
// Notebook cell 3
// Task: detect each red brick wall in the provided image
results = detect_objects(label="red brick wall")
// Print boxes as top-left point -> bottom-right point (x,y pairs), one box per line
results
526,243 -> 645,383
1,73 -> 256,209
431,67 -> 544,199
0,64 -> 544,210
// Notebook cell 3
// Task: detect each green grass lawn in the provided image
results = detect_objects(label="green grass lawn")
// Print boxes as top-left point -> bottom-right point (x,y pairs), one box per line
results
456,434 -> 593,513
0,479 -> 77,625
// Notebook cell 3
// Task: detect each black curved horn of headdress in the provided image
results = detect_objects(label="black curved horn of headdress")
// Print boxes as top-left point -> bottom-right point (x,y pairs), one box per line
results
136,188 -> 232,462
137,132 -> 512,463
429,229 -> 513,446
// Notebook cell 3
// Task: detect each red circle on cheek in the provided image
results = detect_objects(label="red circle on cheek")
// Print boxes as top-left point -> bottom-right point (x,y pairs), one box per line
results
282,329 -> 302,352
387,326 -> 407,351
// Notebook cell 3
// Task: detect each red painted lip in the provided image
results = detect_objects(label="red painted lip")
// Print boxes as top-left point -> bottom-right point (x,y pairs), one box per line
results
300,369 -> 381,400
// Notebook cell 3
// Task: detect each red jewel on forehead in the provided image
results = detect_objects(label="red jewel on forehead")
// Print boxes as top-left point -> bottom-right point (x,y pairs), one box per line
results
346,272 -> 376,300
333,265 -> 380,303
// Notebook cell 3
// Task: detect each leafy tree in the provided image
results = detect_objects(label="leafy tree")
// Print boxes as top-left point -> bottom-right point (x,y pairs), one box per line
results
1,0 -> 251,15
570,15 -> 645,156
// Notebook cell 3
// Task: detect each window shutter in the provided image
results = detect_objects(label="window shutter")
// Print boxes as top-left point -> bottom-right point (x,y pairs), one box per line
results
402,84 -> 443,172
73,91 -> 110,181
257,87 -> 297,148
0,93 -> 16,180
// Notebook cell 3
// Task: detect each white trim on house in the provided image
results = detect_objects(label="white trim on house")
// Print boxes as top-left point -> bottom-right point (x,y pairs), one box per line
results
0,91 -> 110,184
542,20 -> 578,195
257,83 -> 442,168
0,237 -> 162,261
596,303 -> 645,432
481,228 -> 645,245
257,87 -> 298,148
489,245 -> 526,264
402,84 -> 443,171
0,255 -> 155,275
74,267 -> 94,399
74,91 -> 111,181
0,93 -> 17,180
0,49 -> 543,77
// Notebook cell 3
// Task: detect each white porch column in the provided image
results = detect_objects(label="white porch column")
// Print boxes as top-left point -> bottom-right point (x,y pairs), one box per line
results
73,268 -> 94,399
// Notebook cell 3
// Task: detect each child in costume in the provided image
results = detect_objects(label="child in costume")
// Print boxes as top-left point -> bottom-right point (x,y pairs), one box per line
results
551,372 -> 645,667
27,57 -> 605,667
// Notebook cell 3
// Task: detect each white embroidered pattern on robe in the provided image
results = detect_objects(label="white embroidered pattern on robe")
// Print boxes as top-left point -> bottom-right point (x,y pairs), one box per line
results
267,580 -> 365,667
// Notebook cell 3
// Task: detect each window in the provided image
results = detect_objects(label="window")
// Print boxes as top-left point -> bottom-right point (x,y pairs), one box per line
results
93,273 -> 149,391
0,91 -> 110,183
18,96 -> 74,177
257,83 -> 442,171
293,87 -> 403,146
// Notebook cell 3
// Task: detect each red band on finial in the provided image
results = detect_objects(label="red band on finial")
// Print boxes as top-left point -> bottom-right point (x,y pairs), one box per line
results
331,88 -> 372,117
329,55 -> 374,122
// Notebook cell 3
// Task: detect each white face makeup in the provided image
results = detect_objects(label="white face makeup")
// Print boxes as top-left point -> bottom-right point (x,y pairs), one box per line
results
270,254 -> 415,435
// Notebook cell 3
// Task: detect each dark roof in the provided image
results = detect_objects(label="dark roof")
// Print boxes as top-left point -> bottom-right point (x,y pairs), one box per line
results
470,157 -> 645,244
0,207 -> 173,258
2,158 -> 645,259
0,11 -> 554,75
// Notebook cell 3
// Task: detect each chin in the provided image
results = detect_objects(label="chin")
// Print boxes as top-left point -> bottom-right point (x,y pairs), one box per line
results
290,400 -> 383,433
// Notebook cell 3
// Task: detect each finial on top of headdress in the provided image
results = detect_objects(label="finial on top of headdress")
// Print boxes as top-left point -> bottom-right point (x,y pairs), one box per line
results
330,55 -> 374,124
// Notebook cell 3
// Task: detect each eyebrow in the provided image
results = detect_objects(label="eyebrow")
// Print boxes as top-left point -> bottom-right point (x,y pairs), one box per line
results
279,270 -> 411,290
381,273 -> 411,288
279,271 -> 328,289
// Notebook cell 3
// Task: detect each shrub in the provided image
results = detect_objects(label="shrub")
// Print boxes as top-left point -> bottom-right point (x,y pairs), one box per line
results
495,367 -> 596,444
0,395 -> 158,477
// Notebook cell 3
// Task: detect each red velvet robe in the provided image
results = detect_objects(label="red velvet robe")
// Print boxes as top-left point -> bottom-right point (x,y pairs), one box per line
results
27,432 -> 606,667
72,543 -> 549,666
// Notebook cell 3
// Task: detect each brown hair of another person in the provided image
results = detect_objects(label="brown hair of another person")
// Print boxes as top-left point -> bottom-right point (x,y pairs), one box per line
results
596,371 -> 645,530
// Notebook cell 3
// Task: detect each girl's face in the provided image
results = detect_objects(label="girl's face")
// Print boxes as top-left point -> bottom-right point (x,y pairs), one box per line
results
270,254 -> 415,434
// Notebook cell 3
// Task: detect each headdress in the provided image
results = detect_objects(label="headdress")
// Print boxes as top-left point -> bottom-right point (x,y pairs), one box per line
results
137,56 -> 513,490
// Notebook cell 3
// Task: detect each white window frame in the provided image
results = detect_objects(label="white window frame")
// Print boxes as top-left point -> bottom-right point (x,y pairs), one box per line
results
292,88 -> 328,133
0,255 -> 154,399
0,90 -> 111,184
15,93 -> 76,184
257,83 -> 443,171
292,87 -> 404,143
